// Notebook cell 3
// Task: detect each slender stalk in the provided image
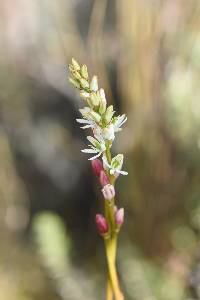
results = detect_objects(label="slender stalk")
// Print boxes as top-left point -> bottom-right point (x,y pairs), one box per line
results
105,236 -> 123,300
106,279 -> 113,300
104,144 -> 124,300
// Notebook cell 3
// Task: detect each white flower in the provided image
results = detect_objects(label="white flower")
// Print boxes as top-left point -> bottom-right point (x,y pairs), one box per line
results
92,124 -> 115,141
104,105 -> 115,124
103,154 -> 128,175
102,124 -> 115,140
76,118 -> 95,129
92,124 -> 103,139
112,114 -> 127,132
81,136 -> 106,160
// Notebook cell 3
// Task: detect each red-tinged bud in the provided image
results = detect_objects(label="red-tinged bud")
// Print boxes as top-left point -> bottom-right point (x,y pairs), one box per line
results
99,171 -> 109,186
102,184 -> 115,200
95,214 -> 109,235
91,159 -> 103,177
115,208 -> 124,226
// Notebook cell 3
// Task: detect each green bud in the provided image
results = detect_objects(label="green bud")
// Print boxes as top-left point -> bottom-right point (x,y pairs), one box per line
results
81,65 -> 88,79
87,98 -> 94,109
104,105 -> 114,124
80,78 -> 89,89
73,71 -> 82,80
99,102 -> 106,115
99,89 -> 107,114
69,77 -> 81,89
90,76 -> 98,92
72,58 -> 80,71
90,93 -> 100,107
89,111 -> 101,123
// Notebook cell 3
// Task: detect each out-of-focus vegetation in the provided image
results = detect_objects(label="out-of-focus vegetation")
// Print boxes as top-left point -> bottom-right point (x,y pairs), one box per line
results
0,0 -> 200,299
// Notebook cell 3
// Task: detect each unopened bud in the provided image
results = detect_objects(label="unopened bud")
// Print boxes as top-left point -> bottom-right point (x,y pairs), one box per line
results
91,159 -> 103,176
69,77 -> 81,89
72,58 -> 80,71
95,214 -> 109,235
104,105 -> 114,124
80,78 -> 89,89
81,64 -> 88,79
115,208 -> 124,226
73,71 -> 82,80
99,171 -> 109,186
90,76 -> 98,92
99,89 -> 107,114
89,111 -> 101,123
90,93 -> 100,107
102,184 -> 115,200
68,64 -> 74,72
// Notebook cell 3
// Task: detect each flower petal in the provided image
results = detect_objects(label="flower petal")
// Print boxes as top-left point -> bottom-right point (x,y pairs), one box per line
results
87,136 -> 100,149
88,152 -> 102,160
102,155 -> 111,168
116,170 -> 128,175
80,125 -> 94,129
81,149 -> 98,153
76,118 -> 93,124
113,115 -> 127,131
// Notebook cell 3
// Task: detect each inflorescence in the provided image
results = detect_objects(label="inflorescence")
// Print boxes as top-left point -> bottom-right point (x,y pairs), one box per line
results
68,58 -> 127,237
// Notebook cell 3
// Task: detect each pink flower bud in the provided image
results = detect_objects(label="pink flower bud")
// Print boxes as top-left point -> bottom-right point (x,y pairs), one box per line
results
95,214 -> 109,235
115,208 -> 124,226
91,159 -> 103,177
99,171 -> 109,186
102,184 -> 115,200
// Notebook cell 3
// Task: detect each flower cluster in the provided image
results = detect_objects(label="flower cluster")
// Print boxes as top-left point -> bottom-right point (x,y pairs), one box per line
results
68,58 -> 128,176
69,58 -> 126,299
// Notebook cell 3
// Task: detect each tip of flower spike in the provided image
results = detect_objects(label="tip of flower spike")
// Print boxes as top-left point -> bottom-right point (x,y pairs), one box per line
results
80,64 -> 88,79
71,58 -> 80,70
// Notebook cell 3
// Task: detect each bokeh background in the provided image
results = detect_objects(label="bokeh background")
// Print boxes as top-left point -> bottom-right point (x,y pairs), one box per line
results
1,0 -> 200,299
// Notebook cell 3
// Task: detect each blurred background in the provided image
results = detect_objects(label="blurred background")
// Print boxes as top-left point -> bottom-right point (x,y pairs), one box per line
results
0,0 -> 200,299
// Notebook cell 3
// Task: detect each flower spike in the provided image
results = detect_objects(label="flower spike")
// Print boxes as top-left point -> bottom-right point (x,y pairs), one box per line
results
68,58 -> 127,300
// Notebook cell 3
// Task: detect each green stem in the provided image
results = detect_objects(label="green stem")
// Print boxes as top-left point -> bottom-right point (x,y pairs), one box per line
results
106,278 -> 113,300
105,236 -> 123,300
104,142 -> 124,300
